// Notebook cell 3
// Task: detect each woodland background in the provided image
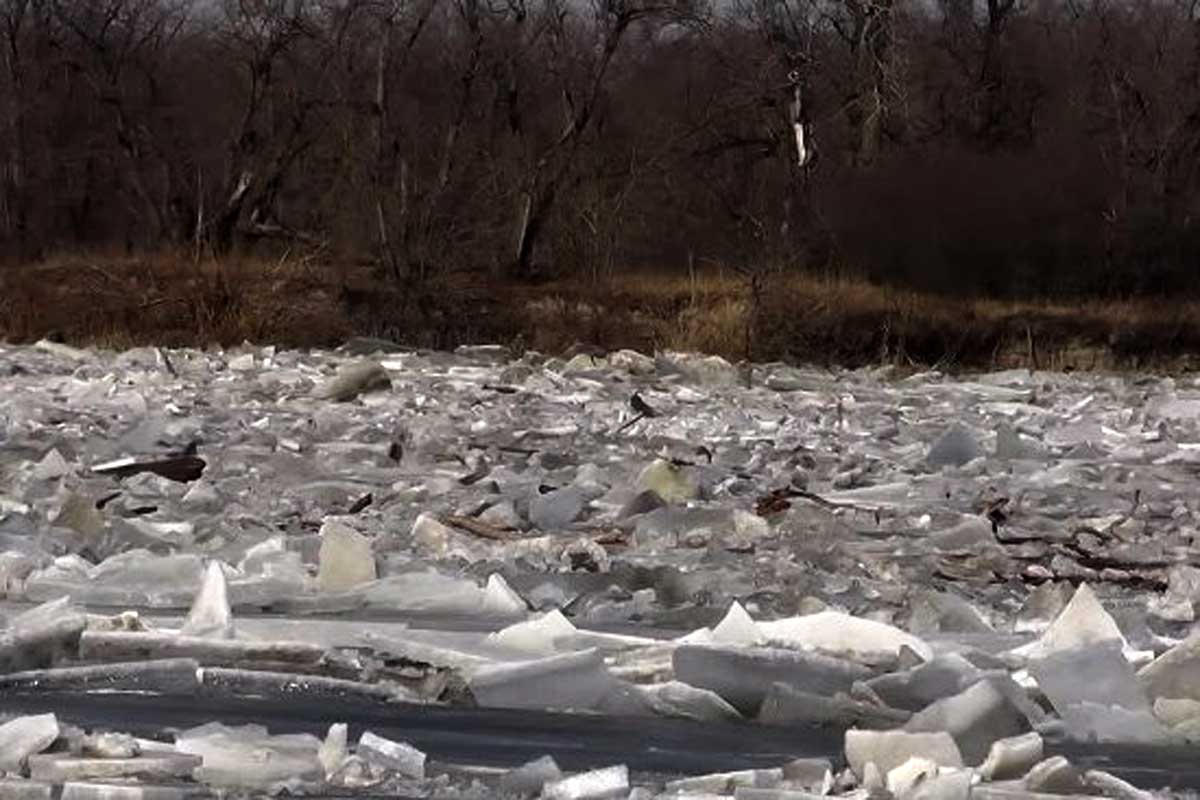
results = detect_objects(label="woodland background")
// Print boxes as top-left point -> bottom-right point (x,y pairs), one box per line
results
3,0 -> 1200,367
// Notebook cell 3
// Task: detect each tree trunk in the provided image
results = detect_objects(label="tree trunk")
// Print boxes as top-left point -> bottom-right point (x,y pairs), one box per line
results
113,107 -> 166,247
374,12 -> 396,279
2,0 -> 30,257
507,12 -> 630,279
513,190 -> 535,275
212,170 -> 254,255
840,0 -> 893,167
976,0 -> 1016,144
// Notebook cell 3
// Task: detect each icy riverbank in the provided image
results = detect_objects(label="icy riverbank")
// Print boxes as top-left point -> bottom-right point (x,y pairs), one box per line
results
3,339 -> 1200,797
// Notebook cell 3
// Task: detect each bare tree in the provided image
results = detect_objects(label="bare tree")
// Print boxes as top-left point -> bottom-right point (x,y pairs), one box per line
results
208,0 -> 322,253
829,0 -> 898,165
507,0 -> 699,278
50,0 -> 193,247
0,0 -> 41,256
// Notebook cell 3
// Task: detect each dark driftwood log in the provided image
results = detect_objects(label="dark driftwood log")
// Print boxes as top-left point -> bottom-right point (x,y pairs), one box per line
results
94,456 -> 206,483
439,514 -> 517,541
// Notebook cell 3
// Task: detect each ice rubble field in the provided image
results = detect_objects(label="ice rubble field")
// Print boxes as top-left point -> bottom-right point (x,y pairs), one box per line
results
4,339 -> 1200,798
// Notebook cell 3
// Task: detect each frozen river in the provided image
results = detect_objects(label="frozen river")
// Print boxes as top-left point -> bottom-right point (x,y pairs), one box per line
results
2,339 -> 1200,797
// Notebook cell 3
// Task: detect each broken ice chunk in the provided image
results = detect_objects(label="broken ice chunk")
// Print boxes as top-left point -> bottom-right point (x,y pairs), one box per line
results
356,731 -> 425,779
25,551 -> 205,608
781,758 -> 834,794
994,423 -> 1039,460
317,520 -> 376,592
315,360 -> 391,401
844,730 -> 963,779
237,536 -> 287,574
666,767 -> 782,794
639,681 -> 743,722
673,644 -> 872,716
1028,639 -> 1149,715
410,513 -> 461,554
80,733 -> 140,759
609,349 -> 655,375
51,492 -> 104,542
635,459 -> 698,504
319,723 -> 348,779
926,518 -> 996,555
758,611 -> 933,661
905,769 -> 973,800
596,680 -> 655,716
0,777 -> 52,799
662,351 -> 740,385
1031,641 -> 1166,742
0,597 -> 87,672
0,659 -> 201,694
712,601 -> 764,646
0,552 -> 38,598
180,480 -> 221,512
78,630 -> 325,669
1014,582 -> 1074,634
543,765 -> 629,800
364,570 -> 523,616
904,678 -> 1032,765
119,518 -> 195,549
468,649 -> 617,711
228,352 -> 255,371
862,761 -> 886,791
363,630 -> 494,673
1012,582 -> 1127,660
1137,637 -> 1200,702
886,756 -> 939,798
529,486 -> 586,530
199,667 -> 411,704
500,755 -> 563,796
1058,702 -> 1167,744
560,536 -> 611,574
978,733 -> 1044,782
617,489 -> 665,520
480,499 -> 524,529
490,610 -> 577,656
1083,769 -> 1157,800
229,545 -> 312,607
759,683 -> 910,729
175,722 -> 323,788
27,752 -> 201,783
181,561 -> 233,639
59,784 -> 195,800
33,449 -> 71,481
561,352 -> 605,374
907,589 -> 995,635
482,574 -> 528,616
0,713 -> 59,773
1153,696 -> 1200,733
1022,755 -> 1085,794
927,426 -> 983,468
1148,565 -> 1200,622
734,786 -> 832,800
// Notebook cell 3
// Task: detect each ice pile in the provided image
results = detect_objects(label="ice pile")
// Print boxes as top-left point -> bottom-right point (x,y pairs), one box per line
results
0,574 -> 1194,796
3,341 -> 1200,795
0,710 -> 436,797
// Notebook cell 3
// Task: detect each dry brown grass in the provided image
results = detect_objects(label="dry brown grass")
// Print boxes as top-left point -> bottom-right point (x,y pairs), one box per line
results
0,251 -> 350,349
2,254 -> 1198,371
524,269 -> 1200,371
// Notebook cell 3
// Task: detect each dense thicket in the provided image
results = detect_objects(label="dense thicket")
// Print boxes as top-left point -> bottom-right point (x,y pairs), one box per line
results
1,0 -> 1199,296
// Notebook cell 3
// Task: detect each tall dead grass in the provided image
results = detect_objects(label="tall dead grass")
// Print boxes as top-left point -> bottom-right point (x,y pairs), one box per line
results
0,252 -> 349,349
2,254 -> 1198,371
527,270 -> 1200,371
